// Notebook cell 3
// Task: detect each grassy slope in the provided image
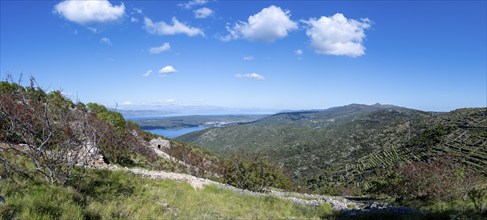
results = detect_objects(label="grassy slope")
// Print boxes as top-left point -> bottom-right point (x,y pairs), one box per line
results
0,169 -> 333,219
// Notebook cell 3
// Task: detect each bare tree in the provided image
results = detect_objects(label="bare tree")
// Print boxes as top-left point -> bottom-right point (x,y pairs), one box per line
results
0,77 -> 107,185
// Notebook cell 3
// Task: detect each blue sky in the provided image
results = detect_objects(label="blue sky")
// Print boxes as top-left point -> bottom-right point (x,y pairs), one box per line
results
1,0 -> 486,112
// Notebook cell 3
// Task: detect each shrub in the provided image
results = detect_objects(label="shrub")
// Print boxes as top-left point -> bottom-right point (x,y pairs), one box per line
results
368,155 -> 482,202
223,153 -> 294,192
87,102 -> 125,134
468,186 -> 487,214
1,79 -> 101,185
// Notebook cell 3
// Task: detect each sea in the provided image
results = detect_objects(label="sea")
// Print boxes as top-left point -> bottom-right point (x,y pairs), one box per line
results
142,126 -> 207,138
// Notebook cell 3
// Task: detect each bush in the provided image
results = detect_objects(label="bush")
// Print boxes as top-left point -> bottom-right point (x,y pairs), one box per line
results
223,153 -> 294,192
368,155 -> 482,202
468,186 -> 487,214
1,79 -> 98,185
87,102 -> 126,134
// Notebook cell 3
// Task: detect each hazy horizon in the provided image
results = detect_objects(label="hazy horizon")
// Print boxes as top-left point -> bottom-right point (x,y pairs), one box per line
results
1,1 -> 486,112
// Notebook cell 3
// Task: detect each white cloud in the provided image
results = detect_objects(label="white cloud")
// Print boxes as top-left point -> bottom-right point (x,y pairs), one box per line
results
100,37 -> 111,45
159,66 -> 177,75
133,8 -> 143,14
130,17 -> 138,23
235,73 -> 265,80
304,13 -> 371,57
295,49 -> 303,56
149,43 -> 171,54
194,7 -> 213,19
122,101 -> 133,105
243,56 -> 254,61
54,0 -> 125,24
179,0 -> 207,9
144,17 -> 204,37
222,5 -> 297,42
143,69 -> 152,77
87,27 -> 97,33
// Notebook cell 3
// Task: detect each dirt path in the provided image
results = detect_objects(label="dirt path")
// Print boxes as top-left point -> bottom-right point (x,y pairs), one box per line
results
100,164 -> 370,211
93,140 -> 419,214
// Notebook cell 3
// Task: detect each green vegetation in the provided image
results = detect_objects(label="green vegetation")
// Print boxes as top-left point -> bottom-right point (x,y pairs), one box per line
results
179,104 -> 487,217
178,105 -> 486,188
0,169 -> 334,219
0,79 -> 227,181
87,103 -> 126,134
2,79 -> 486,218
0,79 -> 169,174
223,153 -> 295,192
1,79 -> 331,218
178,104 -> 432,181
364,156 -> 487,217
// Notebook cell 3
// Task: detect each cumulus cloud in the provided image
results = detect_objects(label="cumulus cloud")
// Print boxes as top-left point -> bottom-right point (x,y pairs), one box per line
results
235,73 -> 265,80
194,7 -> 213,19
144,17 -> 204,37
100,37 -> 111,45
222,5 -> 297,42
304,13 -> 371,57
130,17 -> 138,23
159,66 -> 177,75
295,49 -> 303,56
143,69 -> 152,77
179,0 -> 207,9
54,0 -> 125,24
149,43 -> 171,54
243,56 -> 254,61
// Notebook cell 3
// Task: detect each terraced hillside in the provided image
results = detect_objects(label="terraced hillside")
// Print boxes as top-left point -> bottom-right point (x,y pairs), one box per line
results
319,108 -> 487,190
178,105 -> 487,187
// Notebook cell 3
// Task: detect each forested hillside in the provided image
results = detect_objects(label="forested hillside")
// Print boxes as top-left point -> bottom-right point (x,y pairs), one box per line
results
178,104 -> 487,191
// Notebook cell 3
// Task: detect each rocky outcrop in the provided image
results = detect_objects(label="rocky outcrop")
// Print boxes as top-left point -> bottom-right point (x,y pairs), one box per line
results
69,141 -> 106,168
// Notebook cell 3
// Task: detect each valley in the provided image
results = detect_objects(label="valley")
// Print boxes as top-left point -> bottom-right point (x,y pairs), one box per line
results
1,81 -> 486,219
178,104 -> 487,192
1,0 -> 486,218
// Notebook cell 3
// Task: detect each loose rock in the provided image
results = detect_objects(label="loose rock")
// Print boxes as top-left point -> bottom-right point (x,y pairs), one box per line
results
162,202 -> 170,211
367,202 -> 390,210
